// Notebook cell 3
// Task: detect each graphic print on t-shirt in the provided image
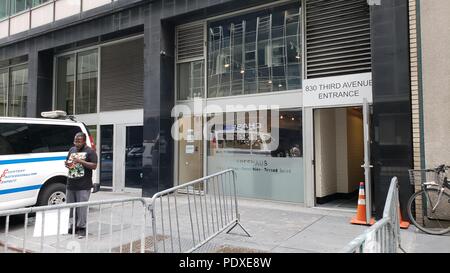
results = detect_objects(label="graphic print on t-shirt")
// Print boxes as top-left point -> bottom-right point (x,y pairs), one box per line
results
67,152 -> 87,179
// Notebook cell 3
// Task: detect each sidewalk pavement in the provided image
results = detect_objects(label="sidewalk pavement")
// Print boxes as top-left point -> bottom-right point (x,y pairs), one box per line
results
2,190 -> 450,253
90,190 -> 450,253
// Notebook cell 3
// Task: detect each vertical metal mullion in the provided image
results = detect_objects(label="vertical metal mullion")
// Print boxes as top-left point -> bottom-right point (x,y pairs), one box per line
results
269,14 -> 273,93
5,67 -> 9,116
53,0 -> 56,23
241,20 -> 246,95
229,23 -> 233,97
301,0 -> 307,80
97,46 -> 101,114
255,17 -> 259,93
73,53 -> 77,115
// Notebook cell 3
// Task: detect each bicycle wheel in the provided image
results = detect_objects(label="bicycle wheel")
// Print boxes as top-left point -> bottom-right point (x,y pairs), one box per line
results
407,188 -> 450,235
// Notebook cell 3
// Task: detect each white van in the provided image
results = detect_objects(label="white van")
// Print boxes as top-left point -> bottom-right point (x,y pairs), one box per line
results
0,112 -> 98,210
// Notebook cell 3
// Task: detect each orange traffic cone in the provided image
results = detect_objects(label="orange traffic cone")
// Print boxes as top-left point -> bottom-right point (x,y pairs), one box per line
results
398,206 -> 410,229
351,182 -> 376,225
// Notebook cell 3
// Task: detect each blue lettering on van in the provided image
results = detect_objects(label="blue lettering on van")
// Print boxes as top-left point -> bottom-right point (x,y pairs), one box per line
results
0,156 -> 66,165
0,185 -> 42,195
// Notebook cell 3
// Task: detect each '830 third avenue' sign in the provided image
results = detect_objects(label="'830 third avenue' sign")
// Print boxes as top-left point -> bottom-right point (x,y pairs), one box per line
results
303,73 -> 373,107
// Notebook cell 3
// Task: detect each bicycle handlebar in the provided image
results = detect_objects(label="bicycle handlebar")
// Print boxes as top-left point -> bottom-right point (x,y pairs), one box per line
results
435,164 -> 450,174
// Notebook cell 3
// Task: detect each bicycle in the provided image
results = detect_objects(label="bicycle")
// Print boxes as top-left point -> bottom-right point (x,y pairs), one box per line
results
407,164 -> 450,235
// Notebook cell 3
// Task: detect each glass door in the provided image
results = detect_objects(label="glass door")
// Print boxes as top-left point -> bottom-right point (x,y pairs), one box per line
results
100,125 -> 114,187
125,126 -> 144,189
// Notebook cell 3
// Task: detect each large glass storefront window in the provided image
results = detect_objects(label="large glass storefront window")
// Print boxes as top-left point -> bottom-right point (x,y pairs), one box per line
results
207,3 -> 302,98
56,54 -> 75,114
76,50 -> 98,114
56,49 -> 98,115
0,62 -> 28,117
207,109 -> 303,203
8,64 -> 27,117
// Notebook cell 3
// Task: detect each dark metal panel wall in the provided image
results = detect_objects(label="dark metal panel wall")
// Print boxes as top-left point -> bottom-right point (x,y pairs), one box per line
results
370,0 -> 413,219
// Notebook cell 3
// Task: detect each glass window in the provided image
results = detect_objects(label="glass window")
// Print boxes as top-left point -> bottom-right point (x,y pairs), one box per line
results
76,49 -> 98,114
56,54 -> 75,115
28,124 -> 81,153
207,109 -> 304,203
8,65 -> 27,117
30,0 -> 49,8
10,0 -> 28,14
0,123 -> 30,155
177,61 -> 204,100
207,3 -> 302,98
0,0 -> 9,19
0,68 -> 7,116
56,50 -> 98,115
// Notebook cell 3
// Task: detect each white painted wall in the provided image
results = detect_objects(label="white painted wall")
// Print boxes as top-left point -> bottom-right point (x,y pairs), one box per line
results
314,108 -> 337,198
314,108 -> 364,198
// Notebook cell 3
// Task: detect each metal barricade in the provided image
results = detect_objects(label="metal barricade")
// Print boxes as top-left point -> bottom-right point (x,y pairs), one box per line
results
149,169 -> 251,253
0,198 -> 151,253
0,169 -> 249,253
341,177 -> 403,253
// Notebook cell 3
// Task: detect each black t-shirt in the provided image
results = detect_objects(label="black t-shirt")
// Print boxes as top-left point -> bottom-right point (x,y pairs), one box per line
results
66,145 -> 98,191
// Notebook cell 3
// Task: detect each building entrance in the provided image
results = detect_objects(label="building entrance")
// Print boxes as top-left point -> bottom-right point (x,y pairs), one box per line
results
313,107 -> 364,210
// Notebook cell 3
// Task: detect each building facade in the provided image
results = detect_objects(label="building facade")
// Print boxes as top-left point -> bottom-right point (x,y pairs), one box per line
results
408,0 -> 450,221
0,0 -> 414,219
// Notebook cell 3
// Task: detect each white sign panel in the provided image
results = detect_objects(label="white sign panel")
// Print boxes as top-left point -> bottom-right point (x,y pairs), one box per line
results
185,145 -> 195,154
303,73 -> 373,107
34,209 -> 70,237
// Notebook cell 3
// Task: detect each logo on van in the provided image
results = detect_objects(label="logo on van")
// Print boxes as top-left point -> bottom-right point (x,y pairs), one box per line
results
0,169 -> 9,183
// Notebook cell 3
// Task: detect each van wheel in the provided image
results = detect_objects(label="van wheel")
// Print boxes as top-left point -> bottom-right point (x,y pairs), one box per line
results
37,183 -> 67,206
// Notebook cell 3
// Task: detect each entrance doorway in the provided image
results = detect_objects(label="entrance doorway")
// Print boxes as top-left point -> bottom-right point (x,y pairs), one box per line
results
176,115 -> 204,185
314,107 -> 364,209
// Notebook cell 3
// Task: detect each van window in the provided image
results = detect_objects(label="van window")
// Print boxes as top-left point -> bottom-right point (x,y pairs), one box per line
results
0,123 -> 82,155
28,124 -> 81,153
0,123 -> 30,155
